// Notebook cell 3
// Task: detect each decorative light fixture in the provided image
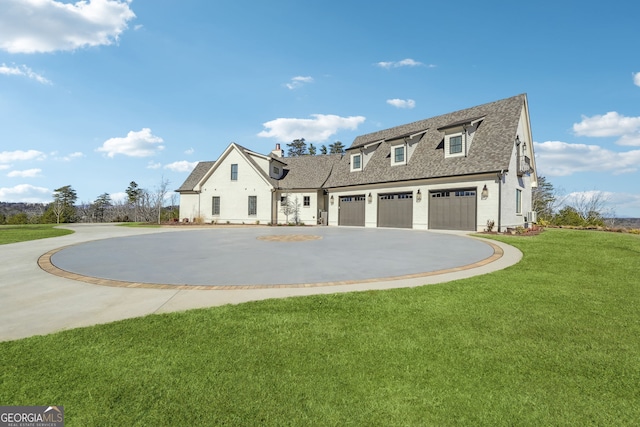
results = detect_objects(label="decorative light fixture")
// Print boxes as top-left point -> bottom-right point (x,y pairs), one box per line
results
416,189 -> 422,202
481,184 -> 489,199
367,193 -> 372,203
330,195 -> 334,205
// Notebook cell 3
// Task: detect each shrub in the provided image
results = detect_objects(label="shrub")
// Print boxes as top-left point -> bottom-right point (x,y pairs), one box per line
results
486,219 -> 495,232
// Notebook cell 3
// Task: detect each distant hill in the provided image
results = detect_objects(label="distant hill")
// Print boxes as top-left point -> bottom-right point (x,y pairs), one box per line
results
608,218 -> 640,229
0,202 -> 48,218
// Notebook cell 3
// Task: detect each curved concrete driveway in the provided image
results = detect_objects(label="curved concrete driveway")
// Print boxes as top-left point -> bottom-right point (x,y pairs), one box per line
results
0,224 -> 522,341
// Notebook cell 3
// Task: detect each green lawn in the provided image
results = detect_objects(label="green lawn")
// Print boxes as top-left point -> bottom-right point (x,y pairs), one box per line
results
1,229 -> 639,426
0,224 -> 73,244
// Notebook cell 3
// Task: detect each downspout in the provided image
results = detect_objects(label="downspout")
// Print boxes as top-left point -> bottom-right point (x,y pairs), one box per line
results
271,188 -> 276,225
463,125 -> 468,157
497,170 -> 504,232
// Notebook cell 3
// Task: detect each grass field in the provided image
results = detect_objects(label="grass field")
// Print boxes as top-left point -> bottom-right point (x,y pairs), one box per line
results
1,229 -> 639,425
0,224 -> 73,245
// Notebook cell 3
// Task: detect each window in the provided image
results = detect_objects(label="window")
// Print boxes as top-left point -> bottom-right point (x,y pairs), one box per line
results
248,196 -> 257,215
273,166 -> 280,175
351,153 -> 362,171
394,146 -> 405,163
449,135 -> 463,154
303,196 -> 310,207
212,196 -> 220,215
516,189 -> 522,214
230,164 -> 238,181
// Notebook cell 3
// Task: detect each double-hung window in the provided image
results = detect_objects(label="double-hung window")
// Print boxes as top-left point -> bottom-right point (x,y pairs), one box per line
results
231,164 -> 238,181
516,189 -> 522,214
303,196 -> 310,207
394,146 -> 405,163
449,135 -> 463,154
248,196 -> 257,215
212,196 -> 220,215
351,153 -> 362,171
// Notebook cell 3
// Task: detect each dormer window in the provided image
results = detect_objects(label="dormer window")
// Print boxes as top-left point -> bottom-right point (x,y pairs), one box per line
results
444,132 -> 465,158
439,116 -> 484,159
350,153 -> 362,172
392,145 -> 406,166
449,135 -> 463,154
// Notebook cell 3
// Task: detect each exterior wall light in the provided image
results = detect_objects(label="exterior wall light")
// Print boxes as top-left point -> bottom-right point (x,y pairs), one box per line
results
416,189 -> 422,202
481,184 -> 489,199
367,193 -> 372,203
330,195 -> 334,205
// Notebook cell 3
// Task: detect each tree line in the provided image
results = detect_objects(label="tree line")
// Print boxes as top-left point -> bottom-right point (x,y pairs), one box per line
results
286,139 -> 345,156
533,176 -> 616,227
0,179 -> 177,225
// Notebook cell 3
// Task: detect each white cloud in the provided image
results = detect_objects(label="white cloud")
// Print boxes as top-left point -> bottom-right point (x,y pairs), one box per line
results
634,72 -> 640,87
285,76 -> 313,90
573,111 -> 640,137
0,165 -> 10,170
147,161 -> 162,169
386,98 -> 416,109
534,140 -> 640,176
616,133 -> 640,146
7,168 -> 42,178
0,149 -> 46,163
109,191 -> 127,203
96,128 -> 164,158
0,0 -> 136,54
0,183 -> 50,202
0,63 -> 51,84
165,160 -> 198,172
376,58 -> 423,69
257,114 -> 366,143
52,151 -> 84,161
184,147 -> 195,155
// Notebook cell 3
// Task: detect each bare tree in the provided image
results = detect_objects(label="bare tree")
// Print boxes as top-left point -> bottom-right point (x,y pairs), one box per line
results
280,194 -> 293,224
280,193 -> 301,224
571,191 -> 612,223
154,177 -> 170,224
51,199 -> 64,224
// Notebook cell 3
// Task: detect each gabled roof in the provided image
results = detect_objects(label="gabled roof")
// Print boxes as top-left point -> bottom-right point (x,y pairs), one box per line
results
233,142 -> 277,187
277,154 -> 342,190
176,161 -> 215,192
324,94 -> 527,188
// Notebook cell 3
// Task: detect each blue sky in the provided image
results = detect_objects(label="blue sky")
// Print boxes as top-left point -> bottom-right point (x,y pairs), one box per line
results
1,0 -> 639,216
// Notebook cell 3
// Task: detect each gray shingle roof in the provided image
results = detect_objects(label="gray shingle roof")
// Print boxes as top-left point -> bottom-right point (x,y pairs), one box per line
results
176,161 -> 215,192
277,154 -> 342,190
176,94 -> 527,193
324,94 -> 526,188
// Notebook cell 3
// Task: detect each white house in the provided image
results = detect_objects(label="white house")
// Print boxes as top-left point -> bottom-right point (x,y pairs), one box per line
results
177,94 -> 537,231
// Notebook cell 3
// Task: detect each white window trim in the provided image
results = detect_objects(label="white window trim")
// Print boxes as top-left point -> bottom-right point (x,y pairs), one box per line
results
350,153 -> 362,172
391,145 -> 406,166
445,132 -> 465,158
516,189 -> 522,215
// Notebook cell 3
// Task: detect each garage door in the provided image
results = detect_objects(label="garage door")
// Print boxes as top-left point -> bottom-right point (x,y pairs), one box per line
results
378,192 -> 413,228
339,195 -> 365,226
429,189 -> 477,231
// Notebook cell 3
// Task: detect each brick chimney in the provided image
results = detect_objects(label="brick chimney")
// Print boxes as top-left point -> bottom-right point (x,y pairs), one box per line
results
271,143 -> 284,157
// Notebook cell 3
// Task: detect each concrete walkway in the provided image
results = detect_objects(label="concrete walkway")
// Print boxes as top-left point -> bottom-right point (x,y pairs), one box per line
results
0,224 -> 522,341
